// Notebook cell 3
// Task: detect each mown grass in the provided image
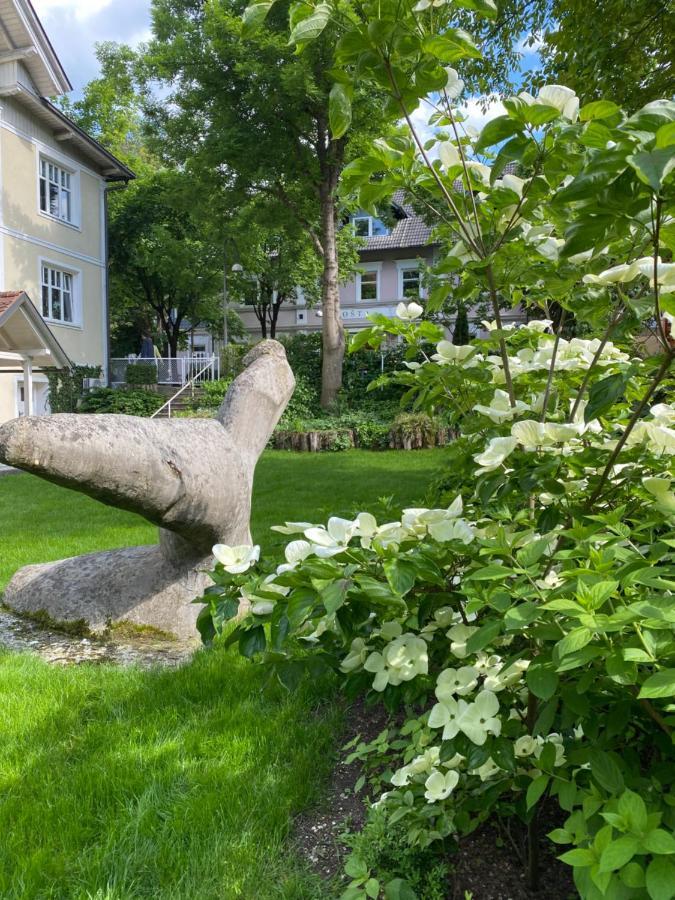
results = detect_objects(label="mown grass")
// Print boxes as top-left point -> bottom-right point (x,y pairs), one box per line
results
0,449 -> 444,589
0,650 -> 337,899
0,449 -> 447,899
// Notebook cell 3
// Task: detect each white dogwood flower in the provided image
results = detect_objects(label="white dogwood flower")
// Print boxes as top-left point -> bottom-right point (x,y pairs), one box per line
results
473,757 -> 502,781
432,340 -> 478,366
474,389 -> 530,424
364,634 -> 429,691
444,67 -> 465,99
271,521 -> 314,534
341,638 -> 370,673
514,735 -> 538,758
304,517 -> 357,557
474,436 -> 518,472
212,543 -> 261,574
447,623 -> 478,659
428,691 -> 501,745
436,666 -> 479,699
424,769 -> 460,802
396,301 -> 424,321
536,84 -> 579,121
439,139 -> 461,169
643,477 -> 675,516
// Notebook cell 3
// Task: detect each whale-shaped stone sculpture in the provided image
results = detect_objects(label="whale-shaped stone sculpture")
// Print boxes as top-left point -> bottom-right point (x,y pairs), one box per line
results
0,340 -> 295,639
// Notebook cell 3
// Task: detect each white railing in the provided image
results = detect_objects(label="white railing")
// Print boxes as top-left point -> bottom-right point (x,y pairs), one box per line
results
150,359 -> 218,419
110,355 -> 220,386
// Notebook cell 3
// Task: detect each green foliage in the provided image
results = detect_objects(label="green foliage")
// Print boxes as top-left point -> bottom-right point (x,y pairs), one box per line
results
453,304 -> 470,346
79,388 -> 164,417
198,14 -> 675,888
195,378 -> 234,410
46,365 -> 102,413
125,363 -> 158,386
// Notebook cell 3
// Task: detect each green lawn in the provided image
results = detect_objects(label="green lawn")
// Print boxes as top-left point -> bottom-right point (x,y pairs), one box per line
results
0,449 -> 443,590
0,449 -> 446,900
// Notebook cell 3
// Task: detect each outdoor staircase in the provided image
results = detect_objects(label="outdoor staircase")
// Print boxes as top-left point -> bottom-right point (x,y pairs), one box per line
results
152,383 -> 208,418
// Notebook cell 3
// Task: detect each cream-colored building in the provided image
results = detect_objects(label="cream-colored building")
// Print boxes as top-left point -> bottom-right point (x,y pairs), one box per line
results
0,0 -> 132,423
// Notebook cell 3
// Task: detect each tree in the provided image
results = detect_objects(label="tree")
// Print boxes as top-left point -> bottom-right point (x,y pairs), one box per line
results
227,200 -> 323,338
452,303 -> 470,345
109,170 -> 227,357
145,0 -> 391,407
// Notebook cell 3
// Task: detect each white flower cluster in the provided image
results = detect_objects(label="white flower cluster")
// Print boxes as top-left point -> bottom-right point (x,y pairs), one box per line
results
271,496 -> 475,556
363,631 -> 429,691
624,403 -> 675,457
583,257 -> 675,293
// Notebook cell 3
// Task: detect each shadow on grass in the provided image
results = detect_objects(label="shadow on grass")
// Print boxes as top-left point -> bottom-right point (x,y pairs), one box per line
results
0,648 -> 339,900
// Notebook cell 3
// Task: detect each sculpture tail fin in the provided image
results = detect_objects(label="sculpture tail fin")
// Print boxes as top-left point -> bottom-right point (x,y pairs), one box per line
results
217,340 -> 295,460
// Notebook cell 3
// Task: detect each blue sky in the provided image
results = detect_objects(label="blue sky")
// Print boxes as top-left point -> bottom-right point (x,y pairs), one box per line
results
34,0 -> 543,131
34,0 -> 152,93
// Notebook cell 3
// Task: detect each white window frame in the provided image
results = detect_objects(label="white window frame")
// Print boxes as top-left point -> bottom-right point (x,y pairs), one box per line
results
352,215 -> 390,238
397,260 -> 425,300
39,258 -> 82,328
37,153 -> 81,229
357,263 -> 381,302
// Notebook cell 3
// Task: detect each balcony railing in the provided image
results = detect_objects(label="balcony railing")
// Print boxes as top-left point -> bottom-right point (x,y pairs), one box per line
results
110,355 -> 220,386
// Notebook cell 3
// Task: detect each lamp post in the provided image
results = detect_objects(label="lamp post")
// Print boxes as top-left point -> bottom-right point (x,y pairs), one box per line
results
222,245 -> 243,350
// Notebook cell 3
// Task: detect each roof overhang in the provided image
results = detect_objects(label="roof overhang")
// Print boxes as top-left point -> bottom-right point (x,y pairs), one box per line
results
0,0 -> 71,95
0,292 -> 71,370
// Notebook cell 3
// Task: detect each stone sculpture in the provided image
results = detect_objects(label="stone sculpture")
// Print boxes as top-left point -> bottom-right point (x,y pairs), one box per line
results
0,340 -> 295,640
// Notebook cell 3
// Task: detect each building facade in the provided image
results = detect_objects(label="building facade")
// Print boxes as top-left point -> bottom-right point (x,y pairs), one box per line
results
0,0 -> 132,423
234,199 -> 437,340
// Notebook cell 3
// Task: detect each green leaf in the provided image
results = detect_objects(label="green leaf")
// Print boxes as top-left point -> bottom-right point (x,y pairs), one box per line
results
365,878 -> 380,898
585,373 -> 626,421
527,663 -> 559,700
589,750 -> 624,794
423,30 -> 481,63
580,100 -> 621,121
465,618 -> 502,654
383,558 -> 417,597
239,625 -> 266,658
385,878 -> 418,900
646,857 -> 675,900
523,104 -> 560,126
289,2 -> 332,47
555,627 -> 593,659
504,601 -> 540,630
286,587 -> 317,628
656,122 -> 675,148
241,1 -> 275,38
627,147 -> 675,192
322,578 -> 352,614
453,0 -> 498,19
466,564 -> 512,581
598,835 -> 639,873
559,847 -> 595,867
196,605 -> 216,644
526,773 -> 549,810
475,115 -> 521,151
639,669 -> 675,699
344,855 -> 369,880
642,829 -> 675,855
329,82 -> 352,139
618,790 -> 649,834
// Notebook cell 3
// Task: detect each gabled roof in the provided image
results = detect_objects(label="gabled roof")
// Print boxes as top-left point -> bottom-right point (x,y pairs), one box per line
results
0,291 -> 71,369
363,191 -> 435,252
0,0 -> 71,95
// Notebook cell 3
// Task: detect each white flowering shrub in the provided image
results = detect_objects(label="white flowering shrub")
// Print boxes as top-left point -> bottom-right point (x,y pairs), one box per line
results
201,1 -> 675,897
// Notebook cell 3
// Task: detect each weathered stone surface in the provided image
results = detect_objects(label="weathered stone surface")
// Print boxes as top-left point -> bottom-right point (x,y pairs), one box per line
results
0,340 -> 295,639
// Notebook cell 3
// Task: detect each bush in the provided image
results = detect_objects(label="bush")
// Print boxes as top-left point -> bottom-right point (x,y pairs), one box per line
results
197,378 -> 233,410
125,363 -> 158,386
79,388 -> 164,417
46,365 -> 102,413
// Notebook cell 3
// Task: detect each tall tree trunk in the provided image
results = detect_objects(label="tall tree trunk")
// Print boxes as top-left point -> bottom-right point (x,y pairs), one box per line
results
317,125 -> 345,410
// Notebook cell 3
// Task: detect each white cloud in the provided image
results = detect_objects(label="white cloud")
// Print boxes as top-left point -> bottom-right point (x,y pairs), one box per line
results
34,0 -> 114,21
32,0 -> 152,93
408,93 -> 506,153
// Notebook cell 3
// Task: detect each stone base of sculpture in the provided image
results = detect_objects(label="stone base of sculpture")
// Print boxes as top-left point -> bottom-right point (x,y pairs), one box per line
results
3,544 -> 212,640
0,340 -> 295,641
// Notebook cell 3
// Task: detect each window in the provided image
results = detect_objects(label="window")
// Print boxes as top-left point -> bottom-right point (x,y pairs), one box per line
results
41,265 -> 75,324
359,269 -> 379,302
39,158 -> 73,223
352,215 -> 390,237
401,267 -> 421,299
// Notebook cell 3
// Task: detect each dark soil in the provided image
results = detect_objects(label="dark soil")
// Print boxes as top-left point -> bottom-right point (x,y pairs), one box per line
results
295,702 -> 577,899
293,698 -> 388,882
